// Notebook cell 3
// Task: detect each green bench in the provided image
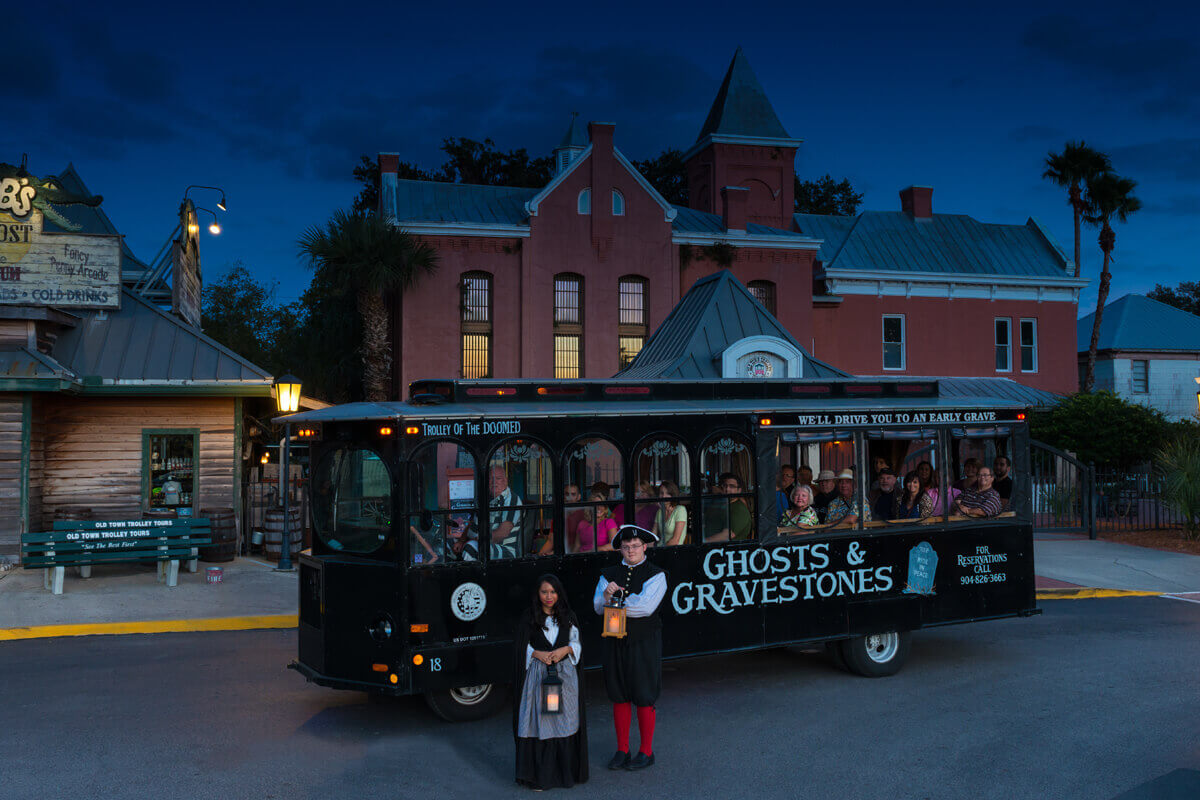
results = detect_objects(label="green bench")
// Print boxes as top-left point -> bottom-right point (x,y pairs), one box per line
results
21,518 -> 212,595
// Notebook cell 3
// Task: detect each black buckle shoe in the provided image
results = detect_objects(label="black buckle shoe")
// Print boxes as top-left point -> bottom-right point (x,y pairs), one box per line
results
608,750 -> 631,770
627,752 -> 655,770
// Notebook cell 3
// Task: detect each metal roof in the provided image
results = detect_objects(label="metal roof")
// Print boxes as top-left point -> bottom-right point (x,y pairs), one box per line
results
283,393 -> 1028,424
617,269 -> 849,379
558,114 -> 588,149
385,178 -> 538,226
695,48 -> 793,142
49,288 -> 272,391
42,164 -> 152,274
670,205 -> 815,239
918,376 -> 1059,407
793,211 -> 1072,278
1077,293 -> 1200,353
0,347 -> 74,383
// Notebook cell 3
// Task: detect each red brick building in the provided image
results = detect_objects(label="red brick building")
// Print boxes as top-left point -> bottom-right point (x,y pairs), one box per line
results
379,48 -> 1084,395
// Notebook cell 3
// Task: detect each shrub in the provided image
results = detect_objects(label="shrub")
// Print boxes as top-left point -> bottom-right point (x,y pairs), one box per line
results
1158,433 -> 1200,541
1030,391 -> 1169,468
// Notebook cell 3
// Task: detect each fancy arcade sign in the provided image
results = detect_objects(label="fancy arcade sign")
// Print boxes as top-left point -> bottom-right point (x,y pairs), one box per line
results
0,175 -> 121,309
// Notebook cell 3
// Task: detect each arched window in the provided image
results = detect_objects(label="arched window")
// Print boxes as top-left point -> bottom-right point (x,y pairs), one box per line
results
563,436 -> 624,553
633,435 -> 692,547
311,446 -> 393,555
554,273 -> 583,378
487,439 -> 554,559
748,280 -> 776,316
612,189 -> 625,216
700,432 -> 756,542
577,188 -> 591,215
460,272 -> 492,378
618,275 -> 648,369
406,441 -> 477,565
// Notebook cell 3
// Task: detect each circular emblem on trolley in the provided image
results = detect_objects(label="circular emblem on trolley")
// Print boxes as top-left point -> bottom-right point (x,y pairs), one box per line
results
450,582 -> 487,621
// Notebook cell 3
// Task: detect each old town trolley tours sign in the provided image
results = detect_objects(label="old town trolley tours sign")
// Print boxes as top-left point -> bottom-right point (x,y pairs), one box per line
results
284,379 -> 1038,721
0,174 -> 121,309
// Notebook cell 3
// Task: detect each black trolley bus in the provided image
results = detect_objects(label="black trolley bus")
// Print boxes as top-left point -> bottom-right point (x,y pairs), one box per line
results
287,378 -> 1039,721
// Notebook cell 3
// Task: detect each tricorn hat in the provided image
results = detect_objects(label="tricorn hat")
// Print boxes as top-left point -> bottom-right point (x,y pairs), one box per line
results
614,525 -> 658,544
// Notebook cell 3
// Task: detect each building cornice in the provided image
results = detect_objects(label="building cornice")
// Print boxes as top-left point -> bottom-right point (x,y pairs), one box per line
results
389,220 -> 531,238
673,231 -> 822,251
683,133 -> 805,162
819,267 -> 1087,289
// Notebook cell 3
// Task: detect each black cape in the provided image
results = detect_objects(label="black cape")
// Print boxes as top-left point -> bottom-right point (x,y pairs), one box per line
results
512,607 -> 589,789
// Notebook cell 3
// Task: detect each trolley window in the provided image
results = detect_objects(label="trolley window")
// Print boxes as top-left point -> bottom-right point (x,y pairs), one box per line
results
406,441 -> 477,565
949,426 -> 1017,522
563,437 -> 623,554
700,432 -> 755,542
634,435 -> 691,546
865,428 -> 944,525
311,446 -> 393,554
772,430 -> 856,533
487,439 -> 553,560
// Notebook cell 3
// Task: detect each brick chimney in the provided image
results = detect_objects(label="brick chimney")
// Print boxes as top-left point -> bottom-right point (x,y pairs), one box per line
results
900,185 -> 933,219
722,186 -> 749,231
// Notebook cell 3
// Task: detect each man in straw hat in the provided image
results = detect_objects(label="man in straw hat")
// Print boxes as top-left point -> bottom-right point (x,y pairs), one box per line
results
825,469 -> 871,527
592,525 -> 666,771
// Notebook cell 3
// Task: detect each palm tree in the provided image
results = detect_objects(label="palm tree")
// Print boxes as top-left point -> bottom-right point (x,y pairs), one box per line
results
1043,142 -> 1112,279
298,210 -> 438,401
1081,172 -> 1141,392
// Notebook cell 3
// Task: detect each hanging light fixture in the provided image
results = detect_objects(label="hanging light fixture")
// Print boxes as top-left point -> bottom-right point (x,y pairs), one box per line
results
540,663 -> 564,714
274,374 -> 302,413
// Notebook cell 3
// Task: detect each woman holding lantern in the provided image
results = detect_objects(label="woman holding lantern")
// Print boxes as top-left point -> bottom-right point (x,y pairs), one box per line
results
513,574 -> 589,790
592,525 -> 667,771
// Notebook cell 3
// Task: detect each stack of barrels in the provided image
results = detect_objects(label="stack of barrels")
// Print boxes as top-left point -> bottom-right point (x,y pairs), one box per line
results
199,508 -> 237,562
263,507 -> 303,561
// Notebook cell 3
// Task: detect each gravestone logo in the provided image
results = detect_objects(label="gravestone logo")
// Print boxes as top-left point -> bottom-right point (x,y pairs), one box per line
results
745,353 -> 774,378
903,541 -> 938,595
450,582 -> 487,621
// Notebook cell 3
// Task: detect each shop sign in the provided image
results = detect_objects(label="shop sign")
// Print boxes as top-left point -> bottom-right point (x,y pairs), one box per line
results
0,194 -> 121,309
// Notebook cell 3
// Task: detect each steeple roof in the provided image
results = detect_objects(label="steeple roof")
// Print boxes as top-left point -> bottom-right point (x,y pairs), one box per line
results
558,113 -> 588,149
696,48 -> 794,142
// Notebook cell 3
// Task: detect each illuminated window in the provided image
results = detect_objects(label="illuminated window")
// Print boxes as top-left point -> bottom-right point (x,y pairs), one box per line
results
618,275 -> 648,369
460,272 -> 492,378
554,274 -> 583,378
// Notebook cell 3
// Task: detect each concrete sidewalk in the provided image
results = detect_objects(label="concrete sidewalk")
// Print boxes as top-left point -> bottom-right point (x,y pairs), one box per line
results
0,556 -> 297,639
2,535 -> 1198,640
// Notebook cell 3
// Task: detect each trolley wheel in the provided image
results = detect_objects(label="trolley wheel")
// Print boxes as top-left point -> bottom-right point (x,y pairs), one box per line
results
838,631 -> 911,677
423,683 -> 508,722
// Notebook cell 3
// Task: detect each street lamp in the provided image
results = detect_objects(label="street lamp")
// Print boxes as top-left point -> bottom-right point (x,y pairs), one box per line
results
194,206 -> 222,235
184,184 -> 228,212
274,373 -> 303,571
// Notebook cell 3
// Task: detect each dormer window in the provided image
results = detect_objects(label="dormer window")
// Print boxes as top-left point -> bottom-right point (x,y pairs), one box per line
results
612,189 -> 625,216
578,188 -> 591,215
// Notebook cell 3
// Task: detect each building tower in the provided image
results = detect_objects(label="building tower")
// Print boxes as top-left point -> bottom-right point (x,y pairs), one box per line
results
553,112 -> 589,176
684,48 -> 802,230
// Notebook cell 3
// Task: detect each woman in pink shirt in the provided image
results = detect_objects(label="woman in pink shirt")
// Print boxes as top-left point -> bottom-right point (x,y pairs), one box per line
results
576,489 -> 616,552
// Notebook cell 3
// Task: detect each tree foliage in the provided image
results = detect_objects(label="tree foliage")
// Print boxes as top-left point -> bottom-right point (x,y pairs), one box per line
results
1147,281 -> 1200,316
298,210 -> 439,402
1030,391 -> 1169,468
794,174 -> 864,216
1042,141 -> 1112,279
200,263 -> 287,374
631,149 -> 687,205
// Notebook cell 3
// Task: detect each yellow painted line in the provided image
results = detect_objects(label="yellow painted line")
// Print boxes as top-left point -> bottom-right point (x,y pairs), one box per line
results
1036,588 -> 1162,600
0,614 -> 298,641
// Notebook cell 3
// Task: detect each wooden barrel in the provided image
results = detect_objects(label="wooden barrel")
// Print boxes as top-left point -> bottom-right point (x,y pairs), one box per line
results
199,508 -> 237,563
263,508 -> 303,561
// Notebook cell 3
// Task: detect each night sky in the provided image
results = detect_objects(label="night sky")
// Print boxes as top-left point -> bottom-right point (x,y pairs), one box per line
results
10,2 -> 1200,314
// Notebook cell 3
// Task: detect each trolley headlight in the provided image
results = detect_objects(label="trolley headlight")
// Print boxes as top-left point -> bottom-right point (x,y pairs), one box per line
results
367,614 -> 394,643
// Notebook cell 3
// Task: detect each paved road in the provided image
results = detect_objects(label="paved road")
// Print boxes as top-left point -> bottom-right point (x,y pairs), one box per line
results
2,598 -> 1198,800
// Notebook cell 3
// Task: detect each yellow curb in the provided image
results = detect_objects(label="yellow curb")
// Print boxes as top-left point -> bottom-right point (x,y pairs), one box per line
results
0,614 -> 298,641
1036,588 -> 1162,600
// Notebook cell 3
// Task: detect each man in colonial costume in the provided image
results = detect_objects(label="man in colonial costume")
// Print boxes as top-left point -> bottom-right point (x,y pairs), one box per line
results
592,525 -> 667,770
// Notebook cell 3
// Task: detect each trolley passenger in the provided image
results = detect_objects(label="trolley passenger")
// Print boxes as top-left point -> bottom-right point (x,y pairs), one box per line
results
780,484 -> 819,530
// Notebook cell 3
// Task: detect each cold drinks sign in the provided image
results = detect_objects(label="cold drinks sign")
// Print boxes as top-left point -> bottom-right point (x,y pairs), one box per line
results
0,178 -> 121,309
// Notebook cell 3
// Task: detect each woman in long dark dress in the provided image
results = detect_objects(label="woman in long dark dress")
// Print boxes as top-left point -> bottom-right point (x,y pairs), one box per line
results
514,574 -> 589,790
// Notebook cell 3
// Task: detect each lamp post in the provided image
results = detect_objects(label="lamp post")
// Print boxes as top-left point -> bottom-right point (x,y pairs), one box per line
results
194,206 -> 222,235
184,184 -> 228,211
274,374 -> 302,571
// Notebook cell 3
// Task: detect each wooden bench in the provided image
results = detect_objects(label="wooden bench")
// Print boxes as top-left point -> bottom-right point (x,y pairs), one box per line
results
21,518 -> 212,595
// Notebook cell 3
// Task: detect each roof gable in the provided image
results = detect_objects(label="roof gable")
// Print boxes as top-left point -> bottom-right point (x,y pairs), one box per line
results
617,269 -> 848,379
525,144 -> 677,223
43,164 -> 150,271
1077,294 -> 1200,352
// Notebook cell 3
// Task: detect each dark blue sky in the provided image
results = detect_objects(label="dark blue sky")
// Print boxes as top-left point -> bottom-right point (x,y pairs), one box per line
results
10,1 -> 1200,314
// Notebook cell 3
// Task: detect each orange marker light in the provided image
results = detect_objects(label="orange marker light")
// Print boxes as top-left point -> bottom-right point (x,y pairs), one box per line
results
405,426 -> 420,435
1017,413 -> 1026,421
389,674 -> 399,684
379,426 -> 394,436
372,663 -> 388,672
410,623 -> 429,633
412,654 -> 424,666
759,417 -> 772,426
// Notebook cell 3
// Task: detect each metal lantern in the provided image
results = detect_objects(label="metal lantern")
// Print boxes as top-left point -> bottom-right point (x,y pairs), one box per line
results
601,600 -> 627,639
541,663 -> 564,714
274,374 -> 303,413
